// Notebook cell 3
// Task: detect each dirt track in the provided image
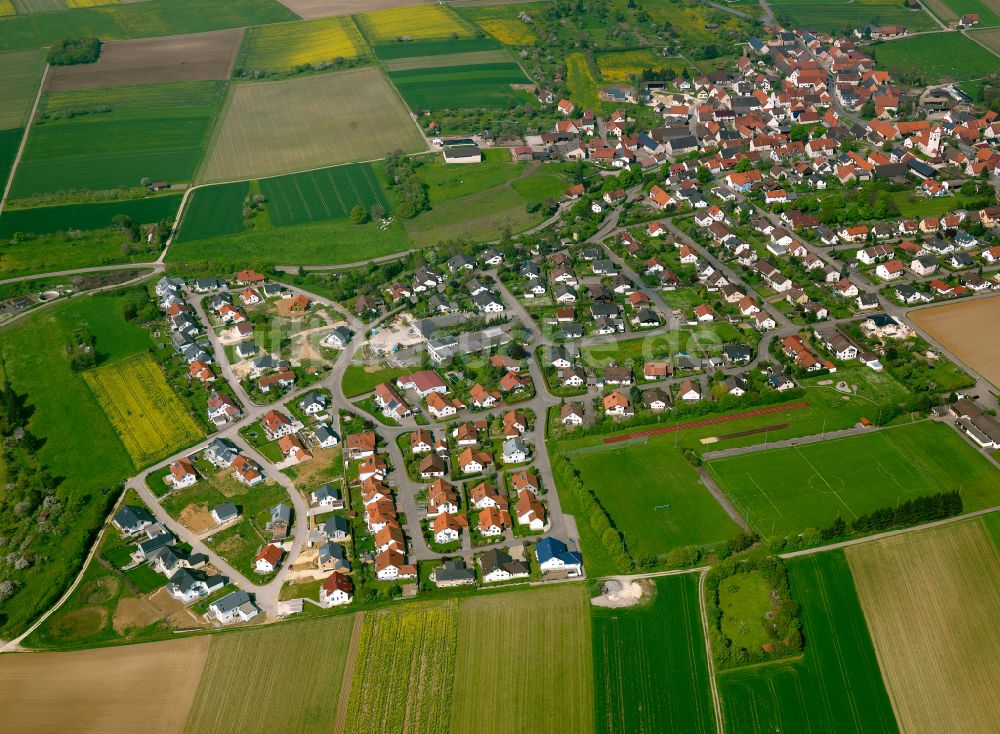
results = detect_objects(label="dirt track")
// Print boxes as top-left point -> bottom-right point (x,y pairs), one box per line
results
910,295 -> 1000,389
603,402 -> 810,444
0,636 -> 210,733
47,29 -> 244,91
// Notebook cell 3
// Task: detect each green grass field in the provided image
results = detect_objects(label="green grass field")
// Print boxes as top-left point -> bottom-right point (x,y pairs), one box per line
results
0,48 -> 46,129
0,227 -> 156,278
0,0 -> 295,53
387,61 -> 529,110
451,585 -> 594,734
769,0 -> 938,34
197,67 -> 425,183
571,440 -> 740,560
0,294 -> 153,638
708,421 -> 1000,537
11,81 -> 224,198
0,126 -> 24,196
185,613 -> 356,733
870,32 -> 998,83
718,551 -> 898,734
592,574 -> 716,734
174,181 -> 249,242
371,36 -> 505,60
341,363 -> 410,398
0,195 -> 181,237
235,15 -> 368,75
261,162 -> 391,227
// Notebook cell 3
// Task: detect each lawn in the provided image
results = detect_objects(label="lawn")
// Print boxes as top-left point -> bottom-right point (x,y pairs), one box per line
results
235,15 -> 368,75
0,294 -> 152,638
578,326 -> 743,368
708,421 -> 1000,537
342,363 -> 411,398
718,569 -> 773,654
570,440 -> 739,560
592,574 -> 717,734
0,48 -> 46,129
451,585 -> 593,734
356,3 -> 475,44
0,0 -> 295,53
718,551 -> 897,734
870,32 -> 998,83
889,190 -> 983,219
10,81 -> 224,199
0,195 -> 182,238
174,181 -> 249,242
846,519 -> 1000,734
196,67 -> 426,183
185,613 -> 356,733
83,353 -> 203,467
344,600 -> 458,733
769,0 -> 938,35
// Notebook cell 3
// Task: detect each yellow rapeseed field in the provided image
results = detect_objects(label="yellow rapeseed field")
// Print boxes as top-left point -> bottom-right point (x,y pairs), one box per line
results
356,4 -> 474,44
477,18 -> 536,45
0,0 -> 16,16
65,0 -> 119,8
83,353 -> 202,467
237,16 -> 367,73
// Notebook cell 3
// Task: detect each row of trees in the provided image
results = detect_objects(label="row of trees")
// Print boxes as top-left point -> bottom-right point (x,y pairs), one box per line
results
48,38 -> 101,66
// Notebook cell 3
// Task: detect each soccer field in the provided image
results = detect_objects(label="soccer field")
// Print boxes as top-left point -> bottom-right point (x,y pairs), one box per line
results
708,421 -> 1000,536
197,67 -> 426,183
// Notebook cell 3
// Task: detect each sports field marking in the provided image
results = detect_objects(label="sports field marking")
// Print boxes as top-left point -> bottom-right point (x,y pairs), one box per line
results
748,475 -> 782,516
795,445 -> 856,518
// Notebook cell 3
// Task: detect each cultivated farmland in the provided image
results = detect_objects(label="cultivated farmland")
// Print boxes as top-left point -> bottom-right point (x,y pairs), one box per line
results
356,3 -> 474,43
0,637 -> 210,733
174,181 -> 249,242
11,80 -> 224,199
344,600 -> 458,733
451,585 -> 594,734
275,0 -> 435,21
870,32 -> 998,83
968,26 -> 1000,55
235,16 -> 367,75
921,0 -> 1000,25
847,519 -> 1000,734
185,614 -> 356,733
718,552 -> 898,734
767,0 -> 938,35
261,162 -> 390,227
708,421 -> 1000,536
0,47 -> 46,128
910,295 -> 1000,390
46,29 -> 245,91
592,575 -> 717,734
83,353 -> 203,467
388,61 -> 529,110
0,194 -> 182,238
197,67 -> 426,183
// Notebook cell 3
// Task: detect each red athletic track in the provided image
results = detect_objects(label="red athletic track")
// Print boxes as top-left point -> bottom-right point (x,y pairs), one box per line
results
602,402 -> 810,444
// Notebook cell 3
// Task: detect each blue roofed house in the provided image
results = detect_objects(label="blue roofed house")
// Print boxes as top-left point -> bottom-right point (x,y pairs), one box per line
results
535,537 -> 583,576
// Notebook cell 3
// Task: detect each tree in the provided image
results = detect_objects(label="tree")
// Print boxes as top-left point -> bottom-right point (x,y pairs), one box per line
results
350,204 -> 370,224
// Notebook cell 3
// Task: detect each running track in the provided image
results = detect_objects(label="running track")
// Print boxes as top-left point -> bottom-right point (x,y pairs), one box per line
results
603,402 -> 810,444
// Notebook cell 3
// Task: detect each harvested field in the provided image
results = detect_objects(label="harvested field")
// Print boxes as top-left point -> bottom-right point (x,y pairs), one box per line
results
275,0 -> 435,21
235,16 -> 367,75
451,585 -> 593,734
345,600 -> 458,733
0,637 -> 210,733
83,352 -> 203,467
967,26 -> 1000,55
922,0 -> 1000,25
356,3 -> 474,43
910,295 -> 1000,389
0,48 -> 46,129
186,614 -> 355,733
846,519 -> 1000,734
197,67 -> 426,183
46,29 -> 244,92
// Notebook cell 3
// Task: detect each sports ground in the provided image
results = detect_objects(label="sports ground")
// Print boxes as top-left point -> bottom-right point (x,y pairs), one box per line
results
708,421 -> 1000,536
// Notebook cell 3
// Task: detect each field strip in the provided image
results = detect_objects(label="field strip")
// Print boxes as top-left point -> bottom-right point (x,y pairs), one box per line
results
333,612 -> 363,734
382,49 -> 512,71
0,62 -> 47,218
698,569 -> 725,734
603,402 -> 810,444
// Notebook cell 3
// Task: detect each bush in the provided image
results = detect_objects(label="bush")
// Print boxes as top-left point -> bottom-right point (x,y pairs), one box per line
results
48,38 -> 102,66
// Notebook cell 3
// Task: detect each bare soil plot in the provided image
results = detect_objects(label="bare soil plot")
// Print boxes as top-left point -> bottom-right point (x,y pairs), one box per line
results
910,295 -> 1000,389
0,636 -> 210,733
47,29 -> 244,91
846,519 -> 1000,734
968,26 -> 1000,56
277,0 -> 434,20
197,66 -> 426,183
179,502 -> 217,533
